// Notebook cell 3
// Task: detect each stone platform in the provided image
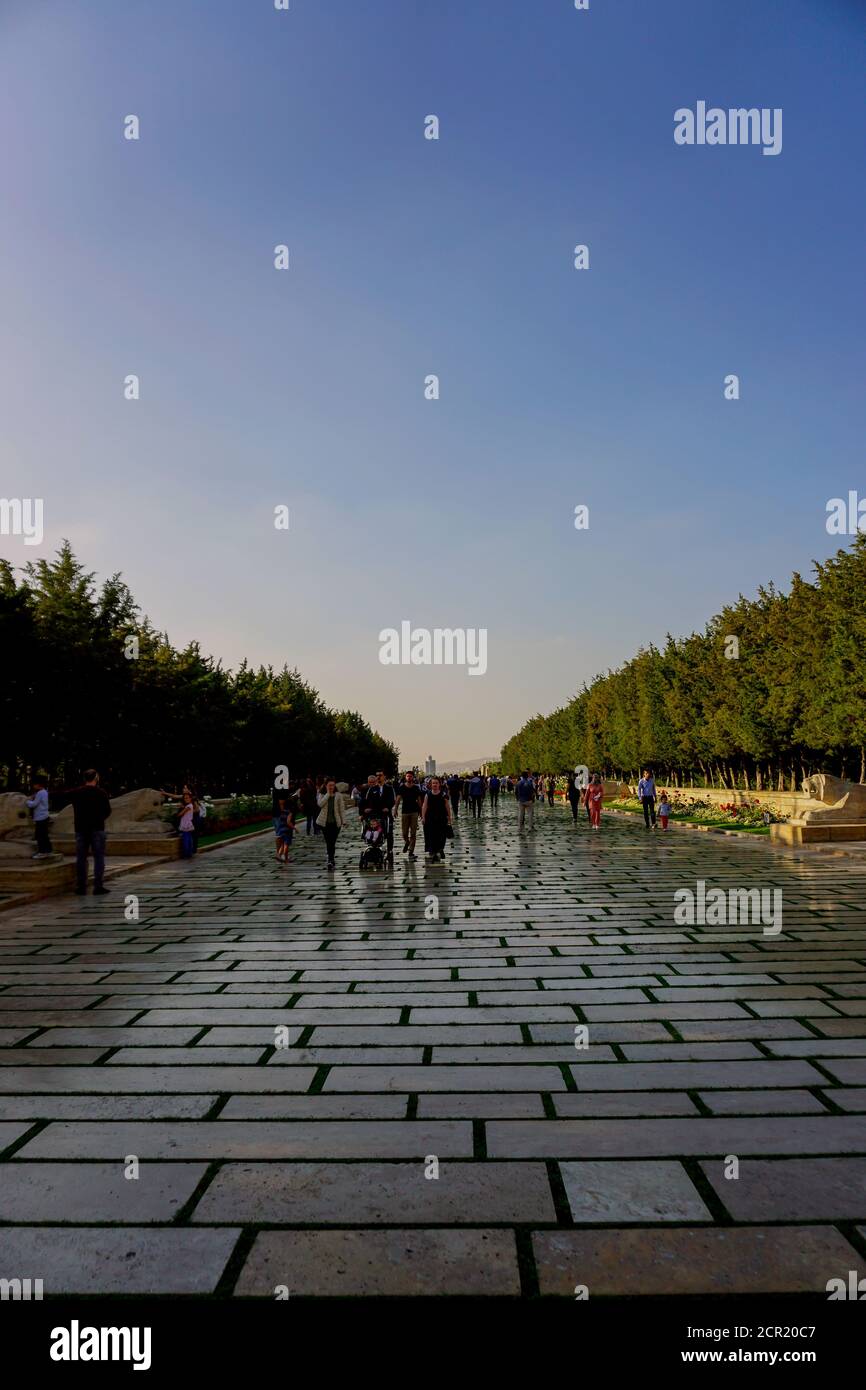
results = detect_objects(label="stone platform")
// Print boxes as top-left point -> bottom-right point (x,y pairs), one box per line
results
771,822 -> 866,846
0,856 -> 161,910
0,799 -> 865,1299
0,856 -> 75,896
50,834 -> 182,858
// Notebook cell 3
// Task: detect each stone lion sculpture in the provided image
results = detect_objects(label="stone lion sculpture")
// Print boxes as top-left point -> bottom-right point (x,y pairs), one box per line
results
796,774 -> 866,824
0,793 -> 37,859
0,792 -> 30,838
50,788 -> 173,835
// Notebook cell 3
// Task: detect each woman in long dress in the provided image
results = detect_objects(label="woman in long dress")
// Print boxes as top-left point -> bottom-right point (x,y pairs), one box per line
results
587,774 -> 604,830
421,776 -> 452,863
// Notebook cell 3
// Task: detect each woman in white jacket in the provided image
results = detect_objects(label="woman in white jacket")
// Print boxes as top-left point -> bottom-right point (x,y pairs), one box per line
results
316,779 -> 351,870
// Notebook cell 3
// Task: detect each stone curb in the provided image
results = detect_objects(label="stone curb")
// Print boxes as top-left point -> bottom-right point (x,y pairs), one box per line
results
0,826 -> 273,915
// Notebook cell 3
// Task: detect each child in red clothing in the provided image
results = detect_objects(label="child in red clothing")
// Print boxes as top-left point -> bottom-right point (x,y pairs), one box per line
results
658,792 -> 671,830
587,775 -> 603,829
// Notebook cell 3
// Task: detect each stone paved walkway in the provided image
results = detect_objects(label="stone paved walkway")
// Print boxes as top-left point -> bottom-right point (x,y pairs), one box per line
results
1,800 -> 866,1298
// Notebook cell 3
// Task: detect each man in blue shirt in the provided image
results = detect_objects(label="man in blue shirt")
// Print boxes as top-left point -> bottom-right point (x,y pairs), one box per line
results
468,772 -> 485,818
515,772 -> 536,830
637,769 -> 657,828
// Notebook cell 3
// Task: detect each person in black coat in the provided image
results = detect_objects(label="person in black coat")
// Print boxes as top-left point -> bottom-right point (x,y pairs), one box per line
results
421,777 -> 452,863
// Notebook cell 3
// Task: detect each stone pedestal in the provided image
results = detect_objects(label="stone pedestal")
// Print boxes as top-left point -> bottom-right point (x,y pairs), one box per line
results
0,857 -> 77,894
771,773 -> 866,846
33,787 -> 181,859
771,822 -> 866,846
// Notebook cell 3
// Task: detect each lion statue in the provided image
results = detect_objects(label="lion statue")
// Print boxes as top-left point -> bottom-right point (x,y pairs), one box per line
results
796,773 -> 866,824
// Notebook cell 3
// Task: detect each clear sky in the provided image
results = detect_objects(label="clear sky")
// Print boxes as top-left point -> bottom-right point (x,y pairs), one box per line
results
1,0 -> 864,767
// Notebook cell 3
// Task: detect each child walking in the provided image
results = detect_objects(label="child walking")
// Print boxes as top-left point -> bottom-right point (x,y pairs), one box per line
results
276,800 -> 295,864
587,774 -> 603,830
26,775 -> 53,858
658,791 -> 671,831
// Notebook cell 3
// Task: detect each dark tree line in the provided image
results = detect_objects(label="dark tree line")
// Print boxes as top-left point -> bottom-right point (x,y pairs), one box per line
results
499,537 -> 866,791
0,543 -> 398,792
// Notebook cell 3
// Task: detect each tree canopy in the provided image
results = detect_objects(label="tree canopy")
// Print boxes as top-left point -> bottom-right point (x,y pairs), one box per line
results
0,543 -> 398,791
497,537 -> 866,791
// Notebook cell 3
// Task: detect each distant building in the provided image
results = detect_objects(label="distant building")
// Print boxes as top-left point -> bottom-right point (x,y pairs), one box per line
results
425,755 -> 436,776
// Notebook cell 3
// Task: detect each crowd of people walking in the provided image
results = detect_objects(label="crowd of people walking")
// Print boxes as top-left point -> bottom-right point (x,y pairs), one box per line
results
19,764 -> 672,891
266,766 -> 673,872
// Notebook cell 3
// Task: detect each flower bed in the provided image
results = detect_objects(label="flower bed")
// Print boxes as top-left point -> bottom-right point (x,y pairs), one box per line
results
203,812 -> 273,835
162,794 -> 274,837
609,795 -> 787,831
201,794 -> 271,835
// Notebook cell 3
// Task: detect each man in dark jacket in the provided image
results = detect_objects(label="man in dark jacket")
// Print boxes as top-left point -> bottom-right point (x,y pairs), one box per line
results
374,771 -> 396,854
70,769 -> 112,895
516,772 -> 536,830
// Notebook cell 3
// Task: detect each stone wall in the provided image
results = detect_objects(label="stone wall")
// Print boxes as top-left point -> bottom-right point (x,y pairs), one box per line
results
625,785 -> 808,814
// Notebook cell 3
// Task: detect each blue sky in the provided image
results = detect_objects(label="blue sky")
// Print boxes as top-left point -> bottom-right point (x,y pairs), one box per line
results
1,0 -> 864,766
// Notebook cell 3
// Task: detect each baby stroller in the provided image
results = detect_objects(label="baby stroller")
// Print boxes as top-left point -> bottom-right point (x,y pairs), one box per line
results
359,818 -> 388,872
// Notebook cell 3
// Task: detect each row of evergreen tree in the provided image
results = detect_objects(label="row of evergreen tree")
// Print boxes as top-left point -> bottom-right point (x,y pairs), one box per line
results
498,538 -> 866,791
0,544 -> 398,792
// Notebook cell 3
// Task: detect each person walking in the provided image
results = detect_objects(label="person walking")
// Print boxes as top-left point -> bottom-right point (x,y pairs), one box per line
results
358,774 -> 379,823
178,792 -> 196,859
374,771 -> 396,855
587,773 -> 604,830
638,768 -> 657,828
316,778 -> 350,869
546,775 -> 556,807
272,784 -> 289,855
468,771 -> 484,819
26,775 -> 53,858
515,771 -> 536,830
421,775 -> 452,863
394,770 -> 423,859
447,774 -> 461,819
488,773 -> 500,810
191,789 -> 207,851
275,795 -> 295,863
69,769 -> 112,895
658,790 -> 671,831
299,778 -> 319,835
566,773 -> 581,823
